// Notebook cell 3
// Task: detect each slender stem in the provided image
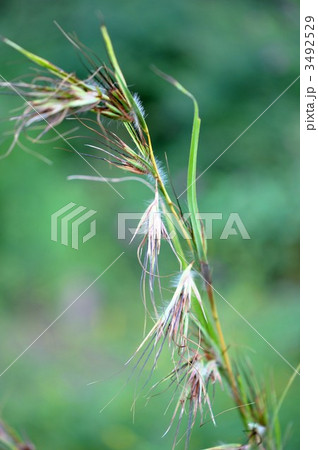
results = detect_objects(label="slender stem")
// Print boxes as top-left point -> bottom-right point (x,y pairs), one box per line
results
143,91 -> 251,429
144,126 -> 194,252
145,120 -> 248,422
201,260 -> 248,423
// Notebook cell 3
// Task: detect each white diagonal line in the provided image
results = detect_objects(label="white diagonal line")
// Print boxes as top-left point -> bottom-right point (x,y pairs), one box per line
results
172,246 -> 299,374
0,252 -> 125,377
211,283 -> 299,375
190,264 -> 299,375
178,75 -> 300,199
0,73 -> 124,199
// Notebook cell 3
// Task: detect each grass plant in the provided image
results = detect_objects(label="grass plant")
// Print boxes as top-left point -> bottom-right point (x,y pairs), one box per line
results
0,24 -> 299,449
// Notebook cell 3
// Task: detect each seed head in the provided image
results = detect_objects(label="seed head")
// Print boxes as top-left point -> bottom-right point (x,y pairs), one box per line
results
163,354 -> 222,449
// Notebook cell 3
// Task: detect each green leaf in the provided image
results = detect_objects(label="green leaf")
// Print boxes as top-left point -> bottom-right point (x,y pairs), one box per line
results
1,37 -> 77,83
100,26 -> 129,97
152,67 -> 206,262
270,363 -> 300,448
100,25 -> 147,131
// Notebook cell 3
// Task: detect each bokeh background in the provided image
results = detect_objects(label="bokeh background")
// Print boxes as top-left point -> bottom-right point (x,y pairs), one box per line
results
0,0 -> 299,449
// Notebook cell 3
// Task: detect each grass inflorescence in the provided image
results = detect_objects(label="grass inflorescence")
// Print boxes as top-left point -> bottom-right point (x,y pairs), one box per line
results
0,23 -> 298,450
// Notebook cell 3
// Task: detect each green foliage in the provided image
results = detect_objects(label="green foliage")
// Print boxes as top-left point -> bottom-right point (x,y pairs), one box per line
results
0,0 -> 299,449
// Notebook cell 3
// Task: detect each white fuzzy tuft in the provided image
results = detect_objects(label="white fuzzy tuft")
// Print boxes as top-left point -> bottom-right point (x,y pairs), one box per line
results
133,92 -> 146,118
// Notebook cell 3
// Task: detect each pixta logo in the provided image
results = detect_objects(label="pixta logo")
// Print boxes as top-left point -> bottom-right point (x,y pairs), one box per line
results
117,212 -> 250,241
51,203 -> 97,249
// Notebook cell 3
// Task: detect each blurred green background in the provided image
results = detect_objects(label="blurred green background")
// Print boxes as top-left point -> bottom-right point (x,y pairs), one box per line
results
0,0 -> 299,448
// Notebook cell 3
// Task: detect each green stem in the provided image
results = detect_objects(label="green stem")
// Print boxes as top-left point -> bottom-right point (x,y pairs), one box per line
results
201,261 -> 248,422
144,126 -> 194,253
